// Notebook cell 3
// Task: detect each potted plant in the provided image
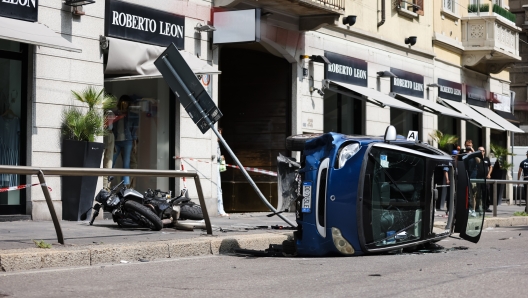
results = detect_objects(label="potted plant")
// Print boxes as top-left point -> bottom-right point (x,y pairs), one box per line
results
490,143 -> 514,204
60,86 -> 116,221
428,130 -> 459,153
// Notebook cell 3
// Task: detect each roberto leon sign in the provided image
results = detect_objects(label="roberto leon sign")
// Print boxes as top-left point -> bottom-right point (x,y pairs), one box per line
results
324,51 -> 368,87
105,0 -> 185,48
0,0 -> 38,22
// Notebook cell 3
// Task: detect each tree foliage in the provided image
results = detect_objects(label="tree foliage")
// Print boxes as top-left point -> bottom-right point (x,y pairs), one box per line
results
428,130 -> 458,153
61,86 -> 116,142
490,143 -> 514,170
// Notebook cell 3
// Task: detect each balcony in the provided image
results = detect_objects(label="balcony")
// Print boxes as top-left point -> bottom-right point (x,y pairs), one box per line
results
214,0 -> 345,31
461,14 -> 521,74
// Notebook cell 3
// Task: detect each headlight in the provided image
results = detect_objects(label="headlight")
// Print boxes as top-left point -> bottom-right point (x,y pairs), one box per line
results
107,196 -> 120,206
95,190 -> 110,203
332,227 -> 355,255
337,143 -> 360,169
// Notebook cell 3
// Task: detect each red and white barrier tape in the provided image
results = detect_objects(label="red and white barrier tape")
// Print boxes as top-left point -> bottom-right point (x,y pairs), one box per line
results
0,183 -> 52,193
174,156 -> 277,177
224,164 -> 277,177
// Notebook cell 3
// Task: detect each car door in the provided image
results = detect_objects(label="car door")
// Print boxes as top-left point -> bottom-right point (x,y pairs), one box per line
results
453,151 -> 486,243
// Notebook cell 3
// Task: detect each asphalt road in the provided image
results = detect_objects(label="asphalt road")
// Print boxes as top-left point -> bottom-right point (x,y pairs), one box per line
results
1,225 -> 528,298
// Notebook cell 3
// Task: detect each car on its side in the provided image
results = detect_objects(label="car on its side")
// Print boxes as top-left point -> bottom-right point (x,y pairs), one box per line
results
277,126 -> 486,257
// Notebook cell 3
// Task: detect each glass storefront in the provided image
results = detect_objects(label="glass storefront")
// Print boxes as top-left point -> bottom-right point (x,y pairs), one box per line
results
0,40 -> 26,213
104,79 -> 171,193
324,91 -> 363,135
466,122 -> 483,148
390,108 -> 419,135
438,114 -> 458,152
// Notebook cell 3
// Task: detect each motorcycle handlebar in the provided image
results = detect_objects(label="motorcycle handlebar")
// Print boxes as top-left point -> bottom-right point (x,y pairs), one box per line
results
111,180 -> 125,192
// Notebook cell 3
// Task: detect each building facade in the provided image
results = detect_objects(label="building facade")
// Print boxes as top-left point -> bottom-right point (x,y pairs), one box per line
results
0,0 -> 522,220
509,0 -> 528,144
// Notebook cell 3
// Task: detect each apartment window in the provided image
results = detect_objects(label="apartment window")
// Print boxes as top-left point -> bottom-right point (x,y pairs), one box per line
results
443,0 -> 456,14
398,0 -> 424,16
494,0 -> 502,7
400,0 -> 415,10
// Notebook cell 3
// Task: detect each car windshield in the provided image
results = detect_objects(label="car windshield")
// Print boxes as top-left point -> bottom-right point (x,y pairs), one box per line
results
363,146 -> 426,248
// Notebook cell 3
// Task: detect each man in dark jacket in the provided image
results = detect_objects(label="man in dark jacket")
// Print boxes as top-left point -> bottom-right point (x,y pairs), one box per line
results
478,146 -> 493,212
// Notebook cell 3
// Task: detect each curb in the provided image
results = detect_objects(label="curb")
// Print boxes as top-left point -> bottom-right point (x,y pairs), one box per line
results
3,217 -> 528,272
0,233 -> 291,272
434,216 -> 528,230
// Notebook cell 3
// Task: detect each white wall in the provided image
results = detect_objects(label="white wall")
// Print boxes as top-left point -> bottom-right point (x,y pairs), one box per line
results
30,0 -> 219,219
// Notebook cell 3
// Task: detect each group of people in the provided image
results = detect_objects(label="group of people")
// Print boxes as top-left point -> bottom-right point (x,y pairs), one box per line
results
465,140 -> 493,216
436,139 -> 496,214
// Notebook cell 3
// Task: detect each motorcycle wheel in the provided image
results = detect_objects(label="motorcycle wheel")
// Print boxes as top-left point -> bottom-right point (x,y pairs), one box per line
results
179,203 -> 204,220
124,200 -> 163,231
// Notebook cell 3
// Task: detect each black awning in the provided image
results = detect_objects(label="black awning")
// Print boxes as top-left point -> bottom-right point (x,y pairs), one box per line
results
494,110 -> 520,125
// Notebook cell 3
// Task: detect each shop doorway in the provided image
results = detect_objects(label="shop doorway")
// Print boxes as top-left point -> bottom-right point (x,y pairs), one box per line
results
324,91 -> 363,134
104,79 -> 172,194
466,122 -> 483,148
0,41 -> 27,215
218,46 -> 291,212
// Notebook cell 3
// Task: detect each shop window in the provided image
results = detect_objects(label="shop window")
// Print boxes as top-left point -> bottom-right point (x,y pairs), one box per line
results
466,122 -> 482,148
104,79 -> 171,193
0,53 -> 24,210
438,115 -> 458,153
323,92 -> 362,135
0,40 -> 21,53
390,108 -> 419,136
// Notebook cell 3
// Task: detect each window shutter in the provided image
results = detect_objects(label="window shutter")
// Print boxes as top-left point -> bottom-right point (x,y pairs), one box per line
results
416,0 -> 424,15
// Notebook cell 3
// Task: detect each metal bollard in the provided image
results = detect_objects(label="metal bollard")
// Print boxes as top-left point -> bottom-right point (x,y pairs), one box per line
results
513,185 -> 518,205
493,182 -> 497,217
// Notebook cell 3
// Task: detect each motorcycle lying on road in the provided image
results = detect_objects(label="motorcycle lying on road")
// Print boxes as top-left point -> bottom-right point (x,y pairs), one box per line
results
89,178 -> 163,231
143,188 -> 204,223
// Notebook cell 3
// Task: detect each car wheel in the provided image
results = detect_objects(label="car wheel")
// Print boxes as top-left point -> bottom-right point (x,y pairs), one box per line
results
285,134 -> 323,151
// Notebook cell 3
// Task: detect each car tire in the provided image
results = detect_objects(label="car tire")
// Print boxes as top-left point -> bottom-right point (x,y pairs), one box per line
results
285,134 -> 323,151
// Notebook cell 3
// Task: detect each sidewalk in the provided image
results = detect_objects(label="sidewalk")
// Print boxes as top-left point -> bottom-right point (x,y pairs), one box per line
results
433,203 -> 528,228
0,212 -> 294,272
1,204 -> 527,272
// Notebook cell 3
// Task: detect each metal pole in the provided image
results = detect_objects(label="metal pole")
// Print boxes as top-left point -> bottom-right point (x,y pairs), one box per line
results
193,175 -> 212,234
161,56 -> 296,227
493,181 -> 497,217
37,170 -> 64,244
525,184 -> 528,213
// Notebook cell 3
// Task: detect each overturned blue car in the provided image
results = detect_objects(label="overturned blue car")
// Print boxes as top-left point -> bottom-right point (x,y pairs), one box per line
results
276,126 -> 487,257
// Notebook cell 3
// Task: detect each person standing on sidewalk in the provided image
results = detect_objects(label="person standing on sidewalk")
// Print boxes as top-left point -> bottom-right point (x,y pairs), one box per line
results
465,140 -> 481,216
517,151 -> 528,202
478,146 -> 493,212
217,128 -> 229,217
103,109 -> 115,189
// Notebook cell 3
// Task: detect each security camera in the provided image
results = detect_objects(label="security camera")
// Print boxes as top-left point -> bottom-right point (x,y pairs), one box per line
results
405,36 -> 417,46
311,87 -> 325,96
342,15 -> 357,26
